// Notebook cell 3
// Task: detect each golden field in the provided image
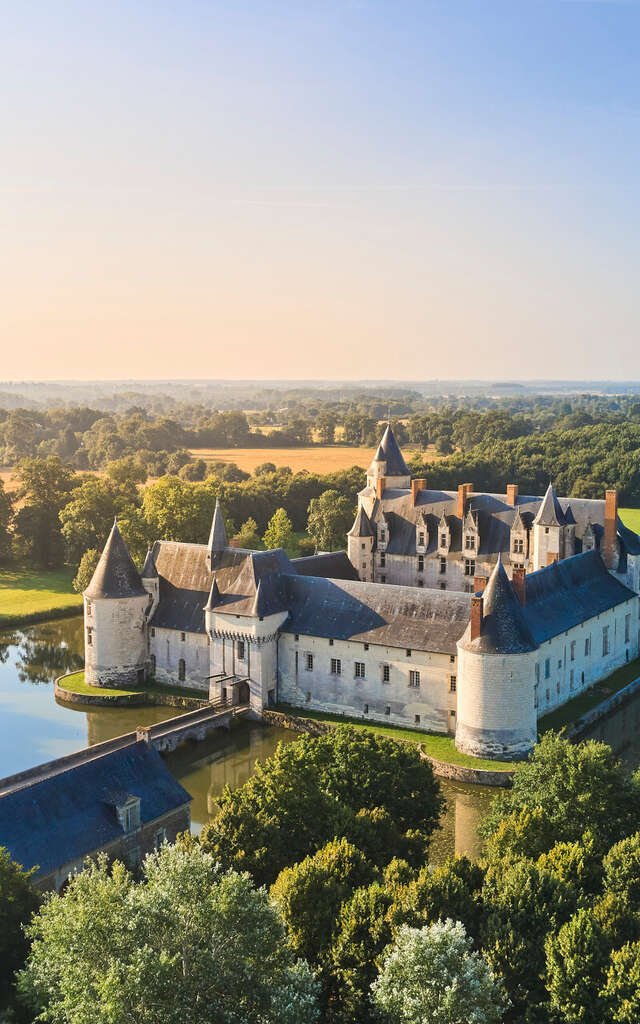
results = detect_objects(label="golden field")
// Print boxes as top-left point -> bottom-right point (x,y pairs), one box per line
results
188,446 -> 374,473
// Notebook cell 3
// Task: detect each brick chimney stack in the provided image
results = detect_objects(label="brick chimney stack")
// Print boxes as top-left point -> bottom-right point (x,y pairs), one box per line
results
474,575 -> 488,594
457,482 -> 473,519
470,595 -> 484,641
411,478 -> 427,506
603,489 -> 618,569
512,566 -> 526,606
376,477 -> 386,501
507,484 -> 519,506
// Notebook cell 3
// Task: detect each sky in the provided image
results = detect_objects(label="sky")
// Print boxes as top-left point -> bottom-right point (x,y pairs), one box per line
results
2,0 -> 640,381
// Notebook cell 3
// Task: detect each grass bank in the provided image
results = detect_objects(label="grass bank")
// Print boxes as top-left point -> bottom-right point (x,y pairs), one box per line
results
538,657 -> 640,734
620,508 -> 640,534
0,568 -> 82,628
273,704 -> 513,770
58,670 -> 205,703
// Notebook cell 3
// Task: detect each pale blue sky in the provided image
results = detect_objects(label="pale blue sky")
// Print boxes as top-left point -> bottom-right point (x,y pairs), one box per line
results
2,1 -> 639,379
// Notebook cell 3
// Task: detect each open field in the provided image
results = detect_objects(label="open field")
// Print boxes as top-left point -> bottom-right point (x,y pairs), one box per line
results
189,445 -> 438,474
538,656 -> 640,734
0,568 -> 82,627
620,508 -> 640,533
274,704 -> 514,770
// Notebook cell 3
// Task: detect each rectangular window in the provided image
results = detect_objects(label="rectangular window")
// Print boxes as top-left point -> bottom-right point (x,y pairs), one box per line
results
306,691 -> 311,702
406,649 -> 412,657
331,658 -> 342,676
535,662 -> 540,683
625,614 -> 631,644
380,554 -> 386,568
364,643 -> 369,650
449,675 -> 457,693
570,669 -> 574,691
154,827 -> 167,850
513,538 -> 524,554
361,542 -> 366,549
417,555 -> 424,573
364,704 -> 369,715
585,637 -> 591,656
602,626 -> 610,657
354,661 -> 365,678
86,599 -> 92,615
385,705 -> 391,716
464,559 -> 476,576
450,654 -> 455,664
570,641 -> 575,661
329,638 -> 334,646
414,714 -> 421,725
86,628 -> 92,646
546,688 -> 550,701
381,575 -> 386,584
439,557 -> 447,574
382,664 -> 390,682
180,632 -> 186,642
440,533 -> 447,548
237,640 -> 245,660
295,651 -> 299,674
151,627 -> 155,638
295,634 -> 299,641
418,579 -> 424,588
306,653 -> 313,671
544,658 -> 551,679
380,530 -> 386,543
465,534 -> 475,550
409,670 -> 420,688
124,804 -> 139,832
534,683 -> 539,708
418,532 -> 425,545
440,581 -> 446,590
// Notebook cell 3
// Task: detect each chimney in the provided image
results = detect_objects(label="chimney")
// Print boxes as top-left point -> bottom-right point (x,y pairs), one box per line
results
457,482 -> 473,519
603,489 -> 618,569
376,477 -> 386,501
411,478 -> 427,506
512,566 -> 526,606
470,596 -> 484,641
474,575 -> 488,594
507,484 -> 518,507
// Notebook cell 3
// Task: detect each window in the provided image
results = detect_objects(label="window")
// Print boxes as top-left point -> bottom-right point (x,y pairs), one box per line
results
362,562 -> 367,569
570,641 -> 576,661
149,654 -> 156,676
178,658 -> 185,681
385,705 -> 391,716
534,684 -> 539,708
295,634 -> 299,641
180,632 -> 186,642
295,650 -> 299,674
558,660 -> 562,670
86,599 -> 92,615
329,638 -> 334,646
154,828 -> 167,850
306,653 -> 313,671
440,533 -> 447,548
409,670 -> 420,688
450,654 -> 455,664
86,628 -> 92,646
625,614 -> 631,643
440,581 -> 446,590
382,664 -> 390,682
545,527 -> 550,534
364,643 -> 369,650
237,640 -> 245,660
354,662 -> 365,678
570,669 -> 574,691
330,658 -> 342,675
464,559 -> 476,576
465,534 -> 475,550
414,714 -> 421,725
535,662 -> 540,683
602,626 -> 610,657
585,637 -> 591,656
557,682 -> 561,694
417,555 -> 424,573
364,704 -> 369,715
406,649 -> 412,657
544,658 -> 551,679
151,627 -> 155,638
127,847 -> 141,870
380,529 -> 386,543
513,537 -> 524,554
439,557 -> 447,574
380,554 -> 386,568
381,575 -> 386,584
418,532 -> 425,545
449,675 -> 457,693
417,579 -> 424,588
361,542 -> 366,549
306,691 -> 311,702
124,803 -> 139,832
546,688 -> 550,702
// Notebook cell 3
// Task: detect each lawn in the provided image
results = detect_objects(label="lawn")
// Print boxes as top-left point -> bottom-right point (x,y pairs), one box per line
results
273,704 -> 514,771
620,508 -> 640,534
0,568 -> 83,627
538,656 -> 640,734
58,670 -> 206,703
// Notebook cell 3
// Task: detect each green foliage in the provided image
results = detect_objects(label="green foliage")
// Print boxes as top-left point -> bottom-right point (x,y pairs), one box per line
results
18,844 -> 319,1024
307,490 -> 355,552
371,920 -> 507,1024
545,908 -> 610,1024
263,507 -> 294,552
0,848 -> 39,1014
13,457 -> 75,568
232,517 -> 262,549
200,726 -> 443,886
481,733 -> 640,857
602,942 -> 640,1023
0,480 -> 12,565
388,856 -> 485,942
329,881 -> 395,1023
72,548 -> 100,593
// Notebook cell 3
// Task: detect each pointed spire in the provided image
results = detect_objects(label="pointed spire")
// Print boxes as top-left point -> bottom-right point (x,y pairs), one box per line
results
372,424 -> 410,477
533,483 -> 567,527
466,554 -> 535,654
142,547 -> 158,579
348,505 -> 374,538
84,521 -> 146,599
205,577 -> 222,611
207,499 -> 228,556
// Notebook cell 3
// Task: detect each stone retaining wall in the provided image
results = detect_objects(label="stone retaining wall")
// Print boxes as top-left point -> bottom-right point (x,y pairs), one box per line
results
567,675 -> 640,739
262,708 -> 334,736
54,676 -> 209,710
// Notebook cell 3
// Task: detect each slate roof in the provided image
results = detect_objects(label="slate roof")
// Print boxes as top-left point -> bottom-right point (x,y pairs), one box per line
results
461,556 -> 536,655
0,743 -> 190,880
348,506 -> 374,539
291,552 -> 359,581
142,548 -> 158,579
85,521 -> 147,600
533,484 -> 567,527
371,425 -> 410,477
280,575 -> 471,653
207,499 -> 227,554
523,550 -> 636,644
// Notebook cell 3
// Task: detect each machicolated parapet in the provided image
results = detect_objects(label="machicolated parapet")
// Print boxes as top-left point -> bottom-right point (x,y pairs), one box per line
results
84,520 -> 149,689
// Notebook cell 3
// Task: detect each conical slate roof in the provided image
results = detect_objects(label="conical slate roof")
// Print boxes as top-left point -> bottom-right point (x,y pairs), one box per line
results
348,506 -> 374,538
204,578 -> 222,611
464,555 -> 535,654
533,483 -> 567,527
141,548 -> 158,579
372,425 -> 410,477
85,521 -> 146,600
208,499 -> 228,554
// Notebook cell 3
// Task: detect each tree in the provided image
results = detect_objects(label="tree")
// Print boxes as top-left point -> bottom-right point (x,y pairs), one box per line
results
371,920 -> 506,1024
18,844 -> 319,1024
0,847 -> 39,1013
0,479 -> 13,565
72,548 -> 100,593
545,908 -> 610,1024
232,517 -> 262,549
200,726 -> 443,887
13,457 -> 76,568
602,941 -> 640,1023
329,881 -> 394,1024
307,490 -> 354,552
263,508 -> 294,552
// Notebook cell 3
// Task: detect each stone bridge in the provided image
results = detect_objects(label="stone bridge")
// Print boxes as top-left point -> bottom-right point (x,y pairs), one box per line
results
136,698 -> 251,754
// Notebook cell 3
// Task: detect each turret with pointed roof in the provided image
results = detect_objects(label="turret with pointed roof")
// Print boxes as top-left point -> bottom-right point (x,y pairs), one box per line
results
85,520 -> 146,600
370,424 -> 410,479
206,499 -> 228,570
142,547 -> 158,579
533,483 -> 567,527
461,555 -> 535,655
348,506 -> 374,539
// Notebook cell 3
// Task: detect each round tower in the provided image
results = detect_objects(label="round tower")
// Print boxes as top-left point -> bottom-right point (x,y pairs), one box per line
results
83,520 -> 149,688
455,557 -> 537,761
347,506 -> 375,581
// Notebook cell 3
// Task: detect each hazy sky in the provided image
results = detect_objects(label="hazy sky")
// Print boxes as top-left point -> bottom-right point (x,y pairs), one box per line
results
2,1 -> 640,381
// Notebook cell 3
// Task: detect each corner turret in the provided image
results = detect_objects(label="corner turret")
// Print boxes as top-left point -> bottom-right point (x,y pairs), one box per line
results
206,499 -> 228,570
365,424 -> 411,492
347,506 -> 375,581
141,546 -> 160,618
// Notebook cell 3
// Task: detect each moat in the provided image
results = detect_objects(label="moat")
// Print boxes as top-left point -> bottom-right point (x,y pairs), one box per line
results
3,615 -> 638,863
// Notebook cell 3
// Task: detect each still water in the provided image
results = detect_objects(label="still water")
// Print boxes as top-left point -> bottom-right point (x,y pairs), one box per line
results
7,615 -> 636,863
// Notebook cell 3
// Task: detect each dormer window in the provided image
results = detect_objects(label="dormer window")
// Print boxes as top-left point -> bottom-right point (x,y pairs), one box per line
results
124,802 -> 140,832
513,537 -> 524,554
465,534 -> 476,551
440,533 -> 447,548
380,529 -> 386,543
418,531 -> 425,546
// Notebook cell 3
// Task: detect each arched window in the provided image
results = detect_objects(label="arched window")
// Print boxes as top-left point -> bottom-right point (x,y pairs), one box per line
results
178,658 -> 185,682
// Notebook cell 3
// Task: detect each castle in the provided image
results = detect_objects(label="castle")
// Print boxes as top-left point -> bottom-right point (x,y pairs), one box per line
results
84,426 -> 640,761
